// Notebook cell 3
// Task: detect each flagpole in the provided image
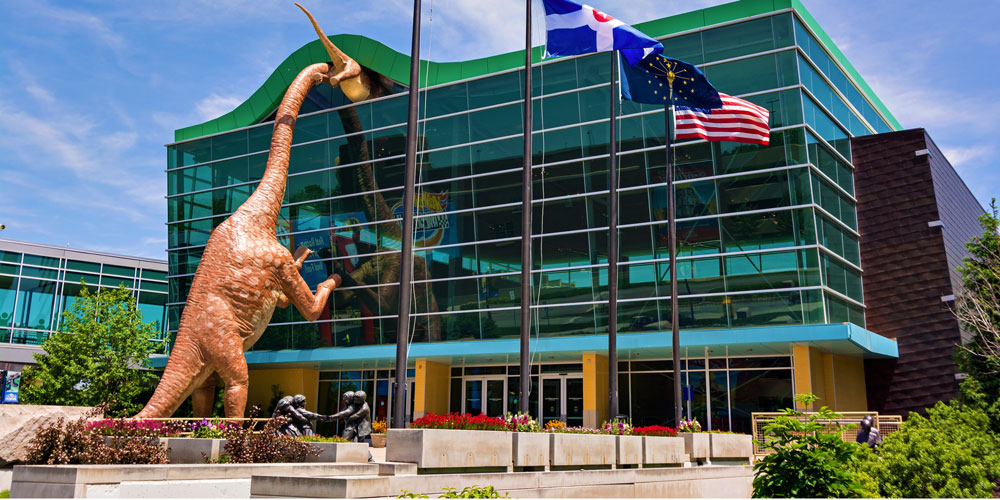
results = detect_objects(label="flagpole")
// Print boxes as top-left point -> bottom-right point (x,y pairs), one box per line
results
518,0 -> 533,415
394,0 -> 421,429
665,104 -> 682,426
607,51 -> 619,419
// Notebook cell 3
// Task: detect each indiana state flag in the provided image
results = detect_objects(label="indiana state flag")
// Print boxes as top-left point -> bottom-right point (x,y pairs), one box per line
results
620,54 -> 723,110
543,0 -> 663,66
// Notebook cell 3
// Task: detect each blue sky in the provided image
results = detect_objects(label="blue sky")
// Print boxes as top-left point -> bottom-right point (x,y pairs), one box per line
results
0,0 -> 997,260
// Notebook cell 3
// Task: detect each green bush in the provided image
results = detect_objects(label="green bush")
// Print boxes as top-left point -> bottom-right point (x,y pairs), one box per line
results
0,489 -> 10,498
396,486 -> 508,499
853,402 -> 1000,498
752,394 -> 868,498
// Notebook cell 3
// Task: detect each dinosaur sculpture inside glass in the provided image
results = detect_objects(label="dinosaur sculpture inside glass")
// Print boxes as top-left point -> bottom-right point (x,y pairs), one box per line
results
136,4 -> 417,418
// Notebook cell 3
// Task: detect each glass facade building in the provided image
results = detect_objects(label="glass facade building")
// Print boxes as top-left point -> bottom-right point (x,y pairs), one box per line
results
163,0 -> 900,430
0,239 -> 168,372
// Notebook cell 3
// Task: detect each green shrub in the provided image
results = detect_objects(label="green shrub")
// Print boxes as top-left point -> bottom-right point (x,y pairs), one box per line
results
1,489 -> 10,498
752,394 -> 867,498
298,435 -> 350,443
396,486 -> 508,498
853,402 -> 1000,498
439,486 -> 508,498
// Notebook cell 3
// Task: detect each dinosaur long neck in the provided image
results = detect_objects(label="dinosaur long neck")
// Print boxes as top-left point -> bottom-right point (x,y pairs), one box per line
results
337,107 -> 402,242
240,63 -> 331,232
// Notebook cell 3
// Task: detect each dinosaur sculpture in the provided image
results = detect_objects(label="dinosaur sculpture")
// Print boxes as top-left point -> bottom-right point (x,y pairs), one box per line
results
136,4 -> 389,418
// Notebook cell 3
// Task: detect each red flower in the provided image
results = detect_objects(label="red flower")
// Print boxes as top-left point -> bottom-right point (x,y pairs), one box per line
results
409,413 -> 513,431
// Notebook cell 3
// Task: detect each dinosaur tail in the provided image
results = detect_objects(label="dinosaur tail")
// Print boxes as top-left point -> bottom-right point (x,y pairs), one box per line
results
135,338 -> 209,418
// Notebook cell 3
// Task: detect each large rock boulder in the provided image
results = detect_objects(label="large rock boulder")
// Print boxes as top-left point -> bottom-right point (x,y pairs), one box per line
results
0,405 -> 96,466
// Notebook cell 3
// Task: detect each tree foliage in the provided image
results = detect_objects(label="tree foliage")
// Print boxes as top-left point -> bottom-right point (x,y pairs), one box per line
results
853,401 -> 1000,498
953,201 -> 1000,429
752,394 -> 869,498
20,284 -> 161,417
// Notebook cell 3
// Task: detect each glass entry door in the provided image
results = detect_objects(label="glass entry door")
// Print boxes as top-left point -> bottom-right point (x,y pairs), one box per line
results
463,377 -> 507,417
538,375 -> 584,427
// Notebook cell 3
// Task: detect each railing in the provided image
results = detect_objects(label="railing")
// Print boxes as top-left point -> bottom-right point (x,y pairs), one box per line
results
750,411 -> 903,458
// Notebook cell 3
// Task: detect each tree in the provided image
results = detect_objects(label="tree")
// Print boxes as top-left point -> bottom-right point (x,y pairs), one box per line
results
853,401 -> 1000,498
20,284 -> 162,417
953,200 -> 1000,431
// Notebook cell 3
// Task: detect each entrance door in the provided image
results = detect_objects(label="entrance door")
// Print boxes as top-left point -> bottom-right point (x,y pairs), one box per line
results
463,377 -> 506,417
538,375 -> 584,426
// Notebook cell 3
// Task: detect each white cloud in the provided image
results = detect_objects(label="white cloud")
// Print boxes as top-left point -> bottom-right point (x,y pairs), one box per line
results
940,145 -> 992,168
195,93 -> 245,121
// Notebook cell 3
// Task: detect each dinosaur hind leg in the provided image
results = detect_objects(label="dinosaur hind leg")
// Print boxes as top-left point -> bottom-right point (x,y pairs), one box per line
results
135,337 -> 212,418
192,373 -> 218,418
210,333 -> 251,418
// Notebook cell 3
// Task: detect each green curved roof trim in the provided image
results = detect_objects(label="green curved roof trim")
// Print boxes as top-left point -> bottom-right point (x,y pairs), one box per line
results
174,0 -> 900,142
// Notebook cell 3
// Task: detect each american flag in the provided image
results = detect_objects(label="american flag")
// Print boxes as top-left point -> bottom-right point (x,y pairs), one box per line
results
674,93 -> 770,145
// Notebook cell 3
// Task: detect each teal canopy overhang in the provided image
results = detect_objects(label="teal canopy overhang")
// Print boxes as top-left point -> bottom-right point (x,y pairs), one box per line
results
150,323 -> 897,370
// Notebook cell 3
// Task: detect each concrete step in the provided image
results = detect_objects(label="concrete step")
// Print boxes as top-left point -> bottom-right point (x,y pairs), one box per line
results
250,465 -> 753,499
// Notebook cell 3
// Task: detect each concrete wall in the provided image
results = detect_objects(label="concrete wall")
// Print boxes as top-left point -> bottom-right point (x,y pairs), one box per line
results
247,368 -> 319,413
582,353 -> 608,428
413,359 -> 450,419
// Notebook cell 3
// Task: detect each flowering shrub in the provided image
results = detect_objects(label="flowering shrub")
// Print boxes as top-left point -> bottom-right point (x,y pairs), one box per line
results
602,418 -> 632,435
547,426 -> 603,434
503,412 -> 540,432
631,425 -> 678,437
372,419 -> 388,434
86,418 -> 184,437
410,413 -> 512,431
27,408 -> 169,465
190,419 -> 239,439
298,435 -> 351,443
678,418 -> 702,433
544,420 -> 565,431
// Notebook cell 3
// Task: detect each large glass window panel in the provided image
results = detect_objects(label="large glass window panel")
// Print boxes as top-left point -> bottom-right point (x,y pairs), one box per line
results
721,208 -> 814,253
468,70 -> 521,110
14,278 -> 57,330
702,17 -> 776,62
725,250 -> 801,292
703,51 -> 797,96
537,267 -> 597,305
709,370 -> 730,431
728,369 -> 793,434
533,302 -> 596,338
138,292 -> 167,337
674,142 -> 714,180
717,170 -> 791,214
631,371 -> 675,426
0,274 -> 16,328
729,290 -> 806,327
661,32 -> 703,65
172,138 -> 211,168
211,130 -> 248,160
715,128 -> 806,175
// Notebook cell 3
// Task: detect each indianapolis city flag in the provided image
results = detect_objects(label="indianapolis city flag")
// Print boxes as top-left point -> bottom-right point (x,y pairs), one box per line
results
675,94 -> 771,145
542,0 -> 663,66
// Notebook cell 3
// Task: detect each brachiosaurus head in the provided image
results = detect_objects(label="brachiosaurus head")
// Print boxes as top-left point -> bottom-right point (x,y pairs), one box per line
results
295,3 -> 379,103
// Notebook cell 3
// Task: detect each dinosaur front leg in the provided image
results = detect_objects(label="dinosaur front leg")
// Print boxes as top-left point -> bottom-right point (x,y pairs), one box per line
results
278,258 -> 342,321
277,246 -> 316,308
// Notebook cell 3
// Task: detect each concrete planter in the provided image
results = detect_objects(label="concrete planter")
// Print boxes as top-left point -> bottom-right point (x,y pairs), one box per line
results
305,442 -> 370,463
164,437 -> 226,464
679,432 -> 710,461
616,435 -> 643,466
371,433 -> 387,448
642,436 -> 688,466
709,433 -> 753,463
548,433 -> 616,468
511,432 -> 549,469
385,429 -> 511,470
